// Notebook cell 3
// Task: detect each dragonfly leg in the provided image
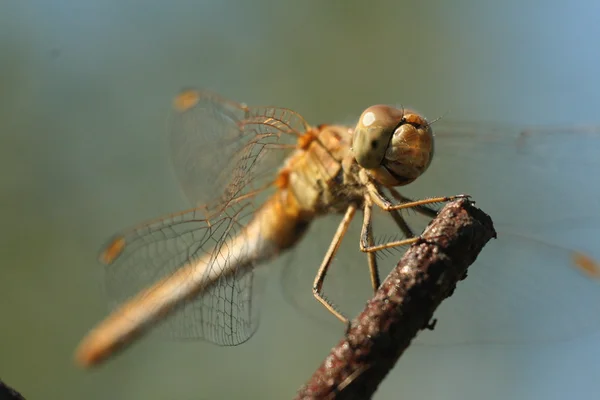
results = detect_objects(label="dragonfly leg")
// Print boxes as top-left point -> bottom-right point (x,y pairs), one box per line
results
359,194 -> 381,292
312,204 -> 357,325
388,208 -> 416,238
328,364 -> 372,399
365,218 -> 381,293
387,187 -> 439,219
360,194 -> 421,253
367,182 -> 470,212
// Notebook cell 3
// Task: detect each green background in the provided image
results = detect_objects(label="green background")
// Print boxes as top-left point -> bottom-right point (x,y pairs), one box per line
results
1,1 -> 600,399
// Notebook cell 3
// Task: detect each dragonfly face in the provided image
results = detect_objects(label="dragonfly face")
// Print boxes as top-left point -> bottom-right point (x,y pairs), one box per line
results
352,105 -> 434,186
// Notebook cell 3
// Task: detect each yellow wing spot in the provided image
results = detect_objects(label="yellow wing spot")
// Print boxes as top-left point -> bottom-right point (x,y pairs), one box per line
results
100,236 -> 126,264
572,252 -> 600,279
173,89 -> 200,112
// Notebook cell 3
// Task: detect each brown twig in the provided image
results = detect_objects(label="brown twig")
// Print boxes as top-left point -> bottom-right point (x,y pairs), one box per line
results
294,199 -> 496,400
0,379 -> 26,400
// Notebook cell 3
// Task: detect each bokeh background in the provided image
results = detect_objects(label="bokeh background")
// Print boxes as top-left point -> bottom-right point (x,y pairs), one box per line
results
2,0 -> 600,399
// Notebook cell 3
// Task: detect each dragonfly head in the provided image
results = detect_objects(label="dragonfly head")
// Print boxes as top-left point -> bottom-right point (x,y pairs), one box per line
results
352,105 -> 434,186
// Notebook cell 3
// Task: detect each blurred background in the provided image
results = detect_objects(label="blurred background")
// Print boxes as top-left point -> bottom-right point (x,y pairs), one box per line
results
1,0 -> 600,399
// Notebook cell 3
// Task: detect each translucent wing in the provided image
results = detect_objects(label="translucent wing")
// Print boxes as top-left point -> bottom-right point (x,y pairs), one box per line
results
169,89 -> 308,209
409,121 -> 600,344
104,204 -> 258,344
282,120 -> 600,345
103,90 -> 308,344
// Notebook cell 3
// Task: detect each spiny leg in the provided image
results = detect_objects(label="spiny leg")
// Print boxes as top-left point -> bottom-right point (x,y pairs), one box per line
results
387,187 -> 439,219
388,209 -> 416,238
366,181 -> 469,212
360,194 -> 421,253
387,187 -> 438,240
312,204 -> 357,325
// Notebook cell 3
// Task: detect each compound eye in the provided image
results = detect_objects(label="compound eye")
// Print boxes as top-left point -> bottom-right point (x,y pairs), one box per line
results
352,105 -> 404,169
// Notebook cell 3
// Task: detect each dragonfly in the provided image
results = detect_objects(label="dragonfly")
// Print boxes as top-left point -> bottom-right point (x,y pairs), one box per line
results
75,89 -> 600,367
